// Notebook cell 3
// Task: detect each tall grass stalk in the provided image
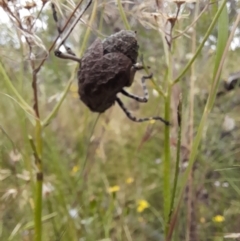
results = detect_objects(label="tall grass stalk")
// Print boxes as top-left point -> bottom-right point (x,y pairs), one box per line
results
169,97 -> 182,220
31,131 -> 43,241
172,0 -> 227,85
117,0 -> 131,30
79,0 -> 98,56
163,0 -> 228,238
0,62 -> 34,115
174,0 -> 230,219
163,73 -> 172,234
33,1 -> 97,240
185,3 -> 199,240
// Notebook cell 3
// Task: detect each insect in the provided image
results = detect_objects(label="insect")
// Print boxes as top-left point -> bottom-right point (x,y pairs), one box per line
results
52,2 -> 169,125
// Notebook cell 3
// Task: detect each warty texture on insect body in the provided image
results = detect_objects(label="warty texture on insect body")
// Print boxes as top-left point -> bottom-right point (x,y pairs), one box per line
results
102,30 -> 139,63
78,30 -> 139,113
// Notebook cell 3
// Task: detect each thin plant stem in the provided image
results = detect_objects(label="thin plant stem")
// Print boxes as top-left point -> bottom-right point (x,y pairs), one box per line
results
166,191 -> 184,241
32,70 -> 40,118
81,114 -> 101,181
143,61 -> 165,98
28,32 -> 43,241
79,0 -> 98,57
186,3 -> 199,240
172,2 -> 210,40
172,0 -> 227,85
29,135 -> 43,241
34,0 -> 91,73
162,20 -> 173,236
0,125 -> 16,150
98,0 -> 106,33
163,82 -> 172,234
42,79 -> 73,126
176,0 -> 237,215
117,0 -> 130,30
30,3 -> 93,241
169,98 -> 182,221
55,0 -> 92,51
34,172 -> 43,241
0,61 -> 34,115
43,0 -> 96,127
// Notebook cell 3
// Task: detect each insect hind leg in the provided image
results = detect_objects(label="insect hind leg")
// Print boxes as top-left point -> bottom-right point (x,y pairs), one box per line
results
116,97 -> 169,125
121,74 -> 152,102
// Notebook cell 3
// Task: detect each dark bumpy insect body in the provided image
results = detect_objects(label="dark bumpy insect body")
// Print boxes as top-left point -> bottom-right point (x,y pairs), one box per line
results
52,2 -> 169,124
78,30 -> 139,113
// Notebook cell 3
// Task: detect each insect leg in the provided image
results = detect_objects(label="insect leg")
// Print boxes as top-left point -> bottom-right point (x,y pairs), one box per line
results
54,49 -> 81,62
51,3 -> 79,61
116,97 -> 170,125
55,0 -> 92,51
129,61 -> 150,86
121,74 -> 152,102
51,1 -> 92,62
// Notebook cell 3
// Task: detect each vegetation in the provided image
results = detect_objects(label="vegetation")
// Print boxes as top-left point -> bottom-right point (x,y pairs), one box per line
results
0,0 -> 240,240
